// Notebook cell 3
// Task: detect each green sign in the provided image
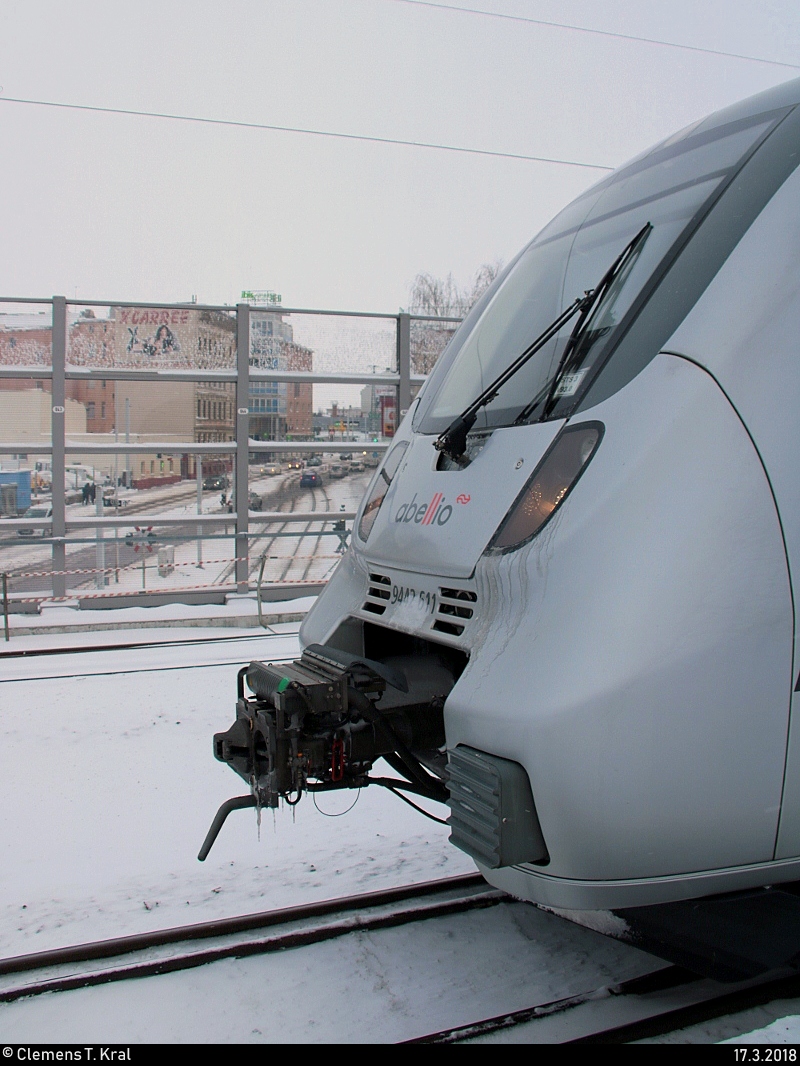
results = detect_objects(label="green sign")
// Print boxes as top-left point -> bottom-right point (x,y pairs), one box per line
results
241,290 -> 282,305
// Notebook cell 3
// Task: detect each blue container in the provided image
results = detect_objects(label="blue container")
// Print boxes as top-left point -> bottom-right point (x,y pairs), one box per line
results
0,470 -> 32,514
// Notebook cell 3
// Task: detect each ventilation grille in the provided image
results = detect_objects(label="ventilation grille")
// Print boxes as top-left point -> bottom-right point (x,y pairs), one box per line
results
447,745 -> 548,869
362,572 -> 391,615
447,746 -> 505,868
433,587 -> 478,636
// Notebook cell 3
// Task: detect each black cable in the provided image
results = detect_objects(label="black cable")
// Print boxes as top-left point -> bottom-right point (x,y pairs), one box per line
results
383,784 -> 450,825
368,776 -> 450,824
312,788 -> 361,817
349,689 -> 448,799
385,0 -> 800,70
0,96 -> 615,172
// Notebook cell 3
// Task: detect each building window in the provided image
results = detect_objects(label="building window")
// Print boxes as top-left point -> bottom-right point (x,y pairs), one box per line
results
86,402 -> 96,419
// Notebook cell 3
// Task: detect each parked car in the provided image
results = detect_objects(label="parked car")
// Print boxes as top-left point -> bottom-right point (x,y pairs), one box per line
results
102,488 -> 128,508
16,504 -> 52,537
300,471 -> 322,488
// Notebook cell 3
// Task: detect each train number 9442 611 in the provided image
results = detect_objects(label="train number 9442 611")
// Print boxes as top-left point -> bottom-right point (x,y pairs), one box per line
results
390,585 -> 436,612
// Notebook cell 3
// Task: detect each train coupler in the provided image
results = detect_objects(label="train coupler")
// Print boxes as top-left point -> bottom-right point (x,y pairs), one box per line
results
198,642 -> 451,860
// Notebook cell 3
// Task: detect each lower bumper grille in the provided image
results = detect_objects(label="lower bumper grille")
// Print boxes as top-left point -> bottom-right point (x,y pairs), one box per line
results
447,745 -> 549,869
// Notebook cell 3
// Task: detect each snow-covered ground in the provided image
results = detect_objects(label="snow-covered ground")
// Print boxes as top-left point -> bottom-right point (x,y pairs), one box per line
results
0,627 -> 476,958
3,610 -> 800,1042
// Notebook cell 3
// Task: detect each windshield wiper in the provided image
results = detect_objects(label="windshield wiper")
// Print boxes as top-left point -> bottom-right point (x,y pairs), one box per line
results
434,223 -> 652,466
433,296 -> 589,465
521,222 -> 652,423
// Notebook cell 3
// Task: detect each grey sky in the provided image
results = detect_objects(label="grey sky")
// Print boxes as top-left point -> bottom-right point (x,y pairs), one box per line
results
0,0 -> 798,312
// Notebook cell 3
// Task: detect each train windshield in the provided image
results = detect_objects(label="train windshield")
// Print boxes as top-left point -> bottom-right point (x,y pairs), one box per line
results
414,114 -> 775,435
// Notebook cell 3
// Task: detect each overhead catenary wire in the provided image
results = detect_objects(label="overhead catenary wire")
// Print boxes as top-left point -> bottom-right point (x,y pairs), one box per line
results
385,0 -> 800,70
0,95 -> 615,172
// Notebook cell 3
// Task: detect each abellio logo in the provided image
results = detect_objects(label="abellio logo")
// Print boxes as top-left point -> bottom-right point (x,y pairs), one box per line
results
395,492 -> 454,527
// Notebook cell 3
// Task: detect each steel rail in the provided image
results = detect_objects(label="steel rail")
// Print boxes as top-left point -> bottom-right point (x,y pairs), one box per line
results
404,963 -> 800,1044
569,968 -> 800,1044
213,472 -> 303,587
0,874 -> 496,1004
274,482 -> 330,585
0,630 -> 295,661
0,654 -> 298,684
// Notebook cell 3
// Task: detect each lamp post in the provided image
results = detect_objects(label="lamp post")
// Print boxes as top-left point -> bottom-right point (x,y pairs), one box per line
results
124,397 -> 131,488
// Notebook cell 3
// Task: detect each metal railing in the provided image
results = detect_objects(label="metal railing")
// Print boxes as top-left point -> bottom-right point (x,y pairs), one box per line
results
0,296 -> 460,612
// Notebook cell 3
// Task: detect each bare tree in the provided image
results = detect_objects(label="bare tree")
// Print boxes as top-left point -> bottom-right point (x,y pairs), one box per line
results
408,261 -> 502,318
407,262 -> 503,373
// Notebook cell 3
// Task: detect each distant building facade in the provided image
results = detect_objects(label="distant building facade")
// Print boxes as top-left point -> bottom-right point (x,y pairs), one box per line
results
245,292 -> 313,441
0,300 -> 313,473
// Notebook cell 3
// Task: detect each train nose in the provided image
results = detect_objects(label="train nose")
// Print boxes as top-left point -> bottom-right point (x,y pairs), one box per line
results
359,422 -> 566,578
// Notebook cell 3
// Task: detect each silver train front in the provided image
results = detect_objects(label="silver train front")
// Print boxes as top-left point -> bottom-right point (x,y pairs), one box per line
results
301,76 -> 800,911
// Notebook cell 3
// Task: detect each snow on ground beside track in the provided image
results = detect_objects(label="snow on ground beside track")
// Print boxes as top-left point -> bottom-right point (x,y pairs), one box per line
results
0,630 -> 476,956
721,1016 -> 800,1043
0,900 -> 660,1044
4,619 -> 798,1042
637,1006 -> 800,1045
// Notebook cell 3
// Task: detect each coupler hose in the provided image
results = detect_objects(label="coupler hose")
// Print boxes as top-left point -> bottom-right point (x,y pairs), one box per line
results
348,689 -> 448,803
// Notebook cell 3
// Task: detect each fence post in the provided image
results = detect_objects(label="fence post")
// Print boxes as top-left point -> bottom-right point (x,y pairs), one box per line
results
397,312 -> 412,430
51,296 -> 67,599
235,304 -> 251,593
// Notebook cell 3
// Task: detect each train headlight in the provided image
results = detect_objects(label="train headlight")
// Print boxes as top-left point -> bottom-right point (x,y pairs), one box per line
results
357,441 -> 409,542
488,422 -> 604,552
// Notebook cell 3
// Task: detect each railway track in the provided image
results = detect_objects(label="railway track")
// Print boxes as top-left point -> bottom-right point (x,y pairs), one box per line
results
219,478 -> 342,589
1,474 -> 296,593
408,964 -> 800,1044
3,470 -> 359,595
0,630 -> 296,661
212,474 -> 329,588
1,862 -> 795,1042
0,874 -> 498,1006
273,481 -> 331,584
0,631 -> 299,682
2,634 -> 797,1044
